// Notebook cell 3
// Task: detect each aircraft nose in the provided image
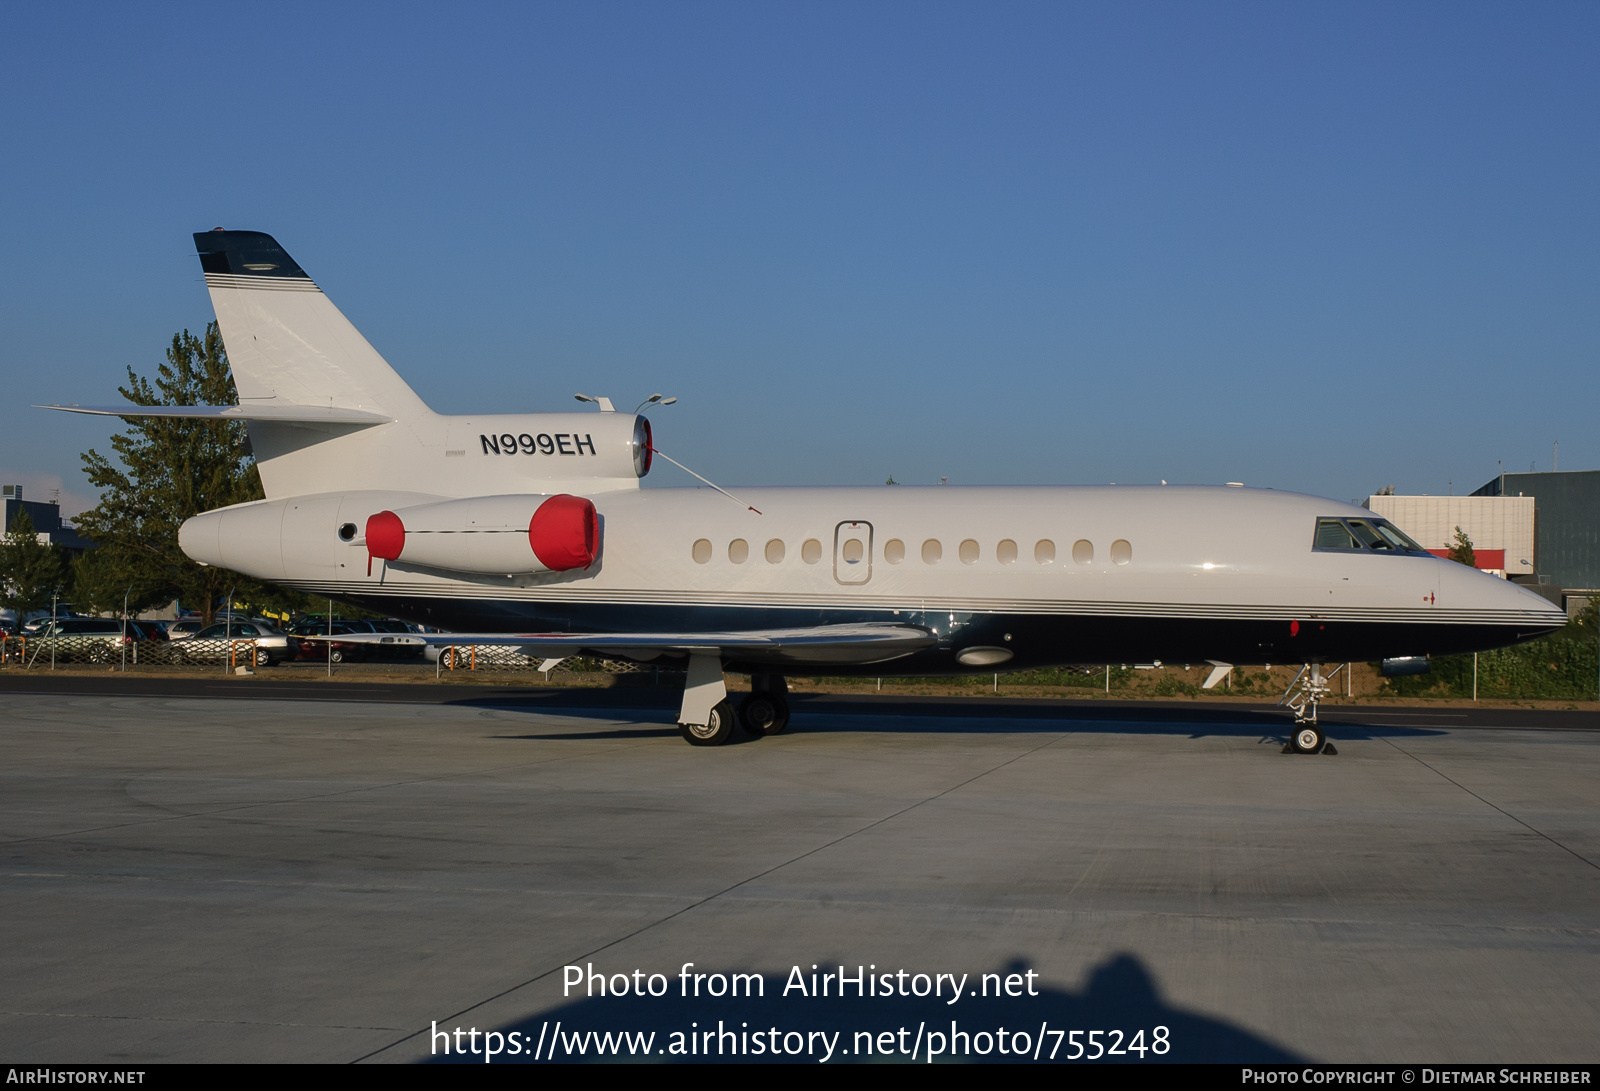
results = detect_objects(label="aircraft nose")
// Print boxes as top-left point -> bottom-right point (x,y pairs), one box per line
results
1437,559 -> 1568,626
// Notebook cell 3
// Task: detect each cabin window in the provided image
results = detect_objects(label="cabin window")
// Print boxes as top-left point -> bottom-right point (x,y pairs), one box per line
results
1072,539 -> 1093,565
692,539 -> 712,564
996,539 -> 1017,564
729,539 -> 749,564
1034,539 -> 1055,564
959,539 -> 979,564
884,538 -> 906,564
1110,539 -> 1132,565
801,538 -> 823,564
922,539 -> 942,564
764,539 -> 785,563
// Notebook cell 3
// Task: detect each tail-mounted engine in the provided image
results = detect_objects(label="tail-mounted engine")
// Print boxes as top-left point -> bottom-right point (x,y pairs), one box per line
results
365,493 -> 598,575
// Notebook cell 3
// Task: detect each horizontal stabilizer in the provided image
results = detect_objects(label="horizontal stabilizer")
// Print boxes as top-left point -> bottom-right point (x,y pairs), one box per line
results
304,624 -> 937,665
39,403 -> 392,425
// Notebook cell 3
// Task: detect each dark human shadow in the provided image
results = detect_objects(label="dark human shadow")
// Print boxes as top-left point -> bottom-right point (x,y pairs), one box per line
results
426,953 -> 1303,1064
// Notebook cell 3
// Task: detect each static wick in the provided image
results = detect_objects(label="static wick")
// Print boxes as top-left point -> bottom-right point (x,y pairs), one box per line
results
650,446 -> 761,514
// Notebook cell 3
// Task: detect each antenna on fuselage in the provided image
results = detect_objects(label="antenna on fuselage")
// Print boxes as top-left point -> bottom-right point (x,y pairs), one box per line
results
650,446 -> 762,515
632,396 -> 760,514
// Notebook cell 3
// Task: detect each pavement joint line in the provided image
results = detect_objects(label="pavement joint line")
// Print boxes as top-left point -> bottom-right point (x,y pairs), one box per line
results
1378,736 -> 1600,874
0,1010 -> 404,1031
348,729 -> 1073,1064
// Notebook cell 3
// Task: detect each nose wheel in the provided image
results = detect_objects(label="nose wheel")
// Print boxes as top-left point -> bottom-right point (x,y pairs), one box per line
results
1290,724 -> 1326,754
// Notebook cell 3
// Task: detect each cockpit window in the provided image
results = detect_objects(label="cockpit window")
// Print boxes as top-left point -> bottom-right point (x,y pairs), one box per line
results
1314,520 -> 1357,550
1373,521 -> 1426,552
1313,517 -> 1429,555
1346,519 -> 1389,549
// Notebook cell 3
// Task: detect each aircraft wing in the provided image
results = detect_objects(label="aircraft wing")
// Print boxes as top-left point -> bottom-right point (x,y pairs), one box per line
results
38,403 -> 392,425
303,624 -> 936,665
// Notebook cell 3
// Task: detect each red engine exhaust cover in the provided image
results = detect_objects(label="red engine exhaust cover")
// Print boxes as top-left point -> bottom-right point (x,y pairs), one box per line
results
529,494 -> 598,571
366,510 -> 405,560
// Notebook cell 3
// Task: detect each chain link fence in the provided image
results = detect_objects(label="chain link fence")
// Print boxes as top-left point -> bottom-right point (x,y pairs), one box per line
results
0,636 -> 664,676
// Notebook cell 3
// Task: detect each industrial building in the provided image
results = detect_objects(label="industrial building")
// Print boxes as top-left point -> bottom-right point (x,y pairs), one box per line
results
1472,470 -> 1600,616
1368,469 -> 1600,616
1,485 -> 93,554
1365,492 -> 1533,578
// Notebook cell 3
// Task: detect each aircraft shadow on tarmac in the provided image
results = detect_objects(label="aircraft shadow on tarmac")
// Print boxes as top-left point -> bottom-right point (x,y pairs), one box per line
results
461,691 -> 1446,745
428,953 -> 1304,1064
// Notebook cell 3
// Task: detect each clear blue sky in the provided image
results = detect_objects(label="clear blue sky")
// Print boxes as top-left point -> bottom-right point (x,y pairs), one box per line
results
3,2 -> 1596,515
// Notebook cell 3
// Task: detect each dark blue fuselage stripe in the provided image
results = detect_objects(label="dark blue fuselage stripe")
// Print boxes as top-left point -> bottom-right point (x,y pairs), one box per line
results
337,593 -> 1559,673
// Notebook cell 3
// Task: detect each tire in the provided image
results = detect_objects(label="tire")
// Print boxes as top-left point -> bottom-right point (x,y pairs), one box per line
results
740,695 -> 790,737
329,648 -> 345,664
679,700 -> 736,746
1291,724 -> 1326,754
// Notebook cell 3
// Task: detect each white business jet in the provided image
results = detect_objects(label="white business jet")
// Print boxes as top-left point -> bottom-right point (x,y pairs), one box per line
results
45,231 -> 1566,751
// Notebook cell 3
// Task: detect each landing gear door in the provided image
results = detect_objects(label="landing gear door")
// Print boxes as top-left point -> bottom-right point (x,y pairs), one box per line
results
834,521 -> 873,585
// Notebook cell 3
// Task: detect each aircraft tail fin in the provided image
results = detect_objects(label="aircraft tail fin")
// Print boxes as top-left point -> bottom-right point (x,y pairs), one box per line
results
193,230 -> 430,419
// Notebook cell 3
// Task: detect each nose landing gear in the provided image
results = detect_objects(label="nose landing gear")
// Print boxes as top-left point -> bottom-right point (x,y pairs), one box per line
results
1279,663 -> 1341,755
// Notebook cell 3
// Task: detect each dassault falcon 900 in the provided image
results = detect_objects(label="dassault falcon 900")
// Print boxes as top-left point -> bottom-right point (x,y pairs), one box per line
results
45,230 -> 1567,750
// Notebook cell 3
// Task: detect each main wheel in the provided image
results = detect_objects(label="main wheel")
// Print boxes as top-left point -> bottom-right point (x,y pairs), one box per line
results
329,648 -> 346,664
679,700 -> 736,746
740,694 -> 790,737
1291,723 -> 1326,754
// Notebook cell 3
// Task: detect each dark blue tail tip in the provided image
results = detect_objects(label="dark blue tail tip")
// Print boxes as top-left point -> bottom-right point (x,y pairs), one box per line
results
193,230 -> 308,279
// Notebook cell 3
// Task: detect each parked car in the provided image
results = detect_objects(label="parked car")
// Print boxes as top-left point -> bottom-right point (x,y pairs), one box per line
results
125,620 -> 170,642
292,620 -> 380,663
27,618 -> 134,662
178,622 -> 294,666
166,618 -> 205,641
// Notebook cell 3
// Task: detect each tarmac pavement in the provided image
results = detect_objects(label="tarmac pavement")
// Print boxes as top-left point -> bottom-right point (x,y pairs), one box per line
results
0,683 -> 1596,1063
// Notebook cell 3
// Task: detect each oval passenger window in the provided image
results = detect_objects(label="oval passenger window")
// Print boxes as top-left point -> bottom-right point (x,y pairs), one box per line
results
842,538 -> 864,563
996,539 -> 1017,564
729,539 -> 749,563
765,539 -> 785,563
884,538 -> 905,564
1034,539 -> 1056,564
922,539 -> 942,564
959,539 -> 979,564
801,539 -> 822,564
1110,539 -> 1132,565
1072,539 -> 1093,565
692,539 -> 712,564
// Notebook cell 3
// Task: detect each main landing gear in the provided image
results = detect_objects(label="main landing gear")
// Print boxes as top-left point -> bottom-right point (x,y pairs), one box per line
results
675,656 -> 790,746
1278,663 -> 1341,755
739,673 -> 790,738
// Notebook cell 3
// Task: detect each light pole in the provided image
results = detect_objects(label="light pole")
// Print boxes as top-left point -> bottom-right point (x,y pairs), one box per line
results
224,587 -> 234,674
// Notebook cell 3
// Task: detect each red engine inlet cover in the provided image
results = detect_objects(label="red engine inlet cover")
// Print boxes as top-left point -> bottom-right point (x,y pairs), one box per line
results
529,494 -> 598,571
366,510 -> 405,561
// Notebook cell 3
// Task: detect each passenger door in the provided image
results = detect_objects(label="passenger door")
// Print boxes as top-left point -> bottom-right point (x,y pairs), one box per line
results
833,521 -> 873,586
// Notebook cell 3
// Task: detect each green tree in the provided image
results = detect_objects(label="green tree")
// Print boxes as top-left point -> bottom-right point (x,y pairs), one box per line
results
1445,526 -> 1477,568
73,324 -> 273,625
0,509 -> 66,623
